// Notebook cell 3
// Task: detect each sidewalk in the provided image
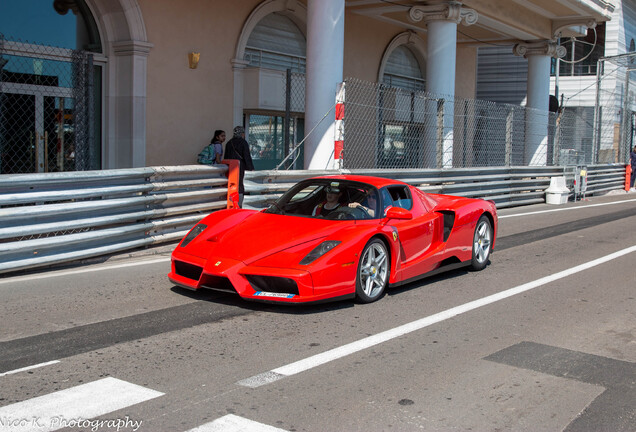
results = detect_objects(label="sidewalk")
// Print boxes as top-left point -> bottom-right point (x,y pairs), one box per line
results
80,241 -> 179,265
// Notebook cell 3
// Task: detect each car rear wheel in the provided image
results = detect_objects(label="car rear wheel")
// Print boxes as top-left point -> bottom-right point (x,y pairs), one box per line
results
470,215 -> 492,271
356,239 -> 389,303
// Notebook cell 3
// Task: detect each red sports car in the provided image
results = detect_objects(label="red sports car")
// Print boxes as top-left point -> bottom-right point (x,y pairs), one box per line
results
168,175 -> 497,304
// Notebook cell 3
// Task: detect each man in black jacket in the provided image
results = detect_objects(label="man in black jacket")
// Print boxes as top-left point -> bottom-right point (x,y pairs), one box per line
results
224,126 -> 255,207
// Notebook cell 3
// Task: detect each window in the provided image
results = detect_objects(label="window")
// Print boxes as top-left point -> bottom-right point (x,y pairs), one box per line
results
246,113 -> 303,170
0,0 -> 102,173
243,13 -> 306,170
383,186 -> 413,210
552,23 -> 605,76
245,13 -> 306,73
382,45 -> 425,92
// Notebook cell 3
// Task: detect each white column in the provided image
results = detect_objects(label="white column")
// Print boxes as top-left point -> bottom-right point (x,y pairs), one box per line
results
304,0 -> 344,170
514,42 -> 565,166
426,20 -> 457,98
409,2 -> 477,168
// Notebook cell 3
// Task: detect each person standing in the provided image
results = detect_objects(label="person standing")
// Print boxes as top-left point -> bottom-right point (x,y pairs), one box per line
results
223,126 -> 254,207
197,130 -> 225,165
631,145 -> 636,190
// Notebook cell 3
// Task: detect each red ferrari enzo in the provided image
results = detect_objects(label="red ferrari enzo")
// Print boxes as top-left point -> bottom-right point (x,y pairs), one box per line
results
168,175 -> 497,304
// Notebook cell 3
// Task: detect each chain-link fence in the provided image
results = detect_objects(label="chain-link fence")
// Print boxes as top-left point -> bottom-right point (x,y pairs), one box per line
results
339,77 -> 619,170
594,53 -> 636,165
0,35 -> 95,174
245,68 -> 306,170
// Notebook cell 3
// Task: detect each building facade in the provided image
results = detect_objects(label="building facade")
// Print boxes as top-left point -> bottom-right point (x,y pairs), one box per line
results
0,0 -> 615,174
477,0 -> 635,164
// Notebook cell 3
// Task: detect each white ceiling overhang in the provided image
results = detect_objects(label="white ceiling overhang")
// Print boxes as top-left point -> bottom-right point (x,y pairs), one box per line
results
346,0 -> 615,44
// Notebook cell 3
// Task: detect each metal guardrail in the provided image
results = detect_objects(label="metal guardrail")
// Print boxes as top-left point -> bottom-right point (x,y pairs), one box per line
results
582,165 -> 628,195
0,165 -> 229,274
244,164 -> 628,209
0,164 -> 627,275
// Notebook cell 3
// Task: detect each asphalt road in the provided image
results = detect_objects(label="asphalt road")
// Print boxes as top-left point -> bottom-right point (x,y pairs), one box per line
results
1,192 -> 635,432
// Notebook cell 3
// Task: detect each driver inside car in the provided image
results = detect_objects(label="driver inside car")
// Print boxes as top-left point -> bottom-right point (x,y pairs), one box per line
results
312,185 -> 343,217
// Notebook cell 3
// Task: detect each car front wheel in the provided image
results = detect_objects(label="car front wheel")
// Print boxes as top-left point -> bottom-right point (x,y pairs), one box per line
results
356,239 -> 389,303
470,215 -> 492,271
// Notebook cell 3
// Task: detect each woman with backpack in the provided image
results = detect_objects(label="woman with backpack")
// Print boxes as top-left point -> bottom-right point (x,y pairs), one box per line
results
197,130 -> 225,165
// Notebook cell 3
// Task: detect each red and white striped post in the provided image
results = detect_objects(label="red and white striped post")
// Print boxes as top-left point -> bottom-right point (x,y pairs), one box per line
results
334,82 -> 345,169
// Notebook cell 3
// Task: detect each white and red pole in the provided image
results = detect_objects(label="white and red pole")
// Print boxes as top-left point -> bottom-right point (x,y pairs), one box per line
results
334,82 -> 345,169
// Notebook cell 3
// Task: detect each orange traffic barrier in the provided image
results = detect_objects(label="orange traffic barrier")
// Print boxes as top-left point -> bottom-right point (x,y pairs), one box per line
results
221,159 -> 240,209
626,164 -> 632,191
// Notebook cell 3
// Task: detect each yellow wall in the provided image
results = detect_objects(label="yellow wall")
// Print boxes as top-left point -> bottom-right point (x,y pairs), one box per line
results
138,1 -> 478,166
139,0 -> 262,166
343,10 -> 400,82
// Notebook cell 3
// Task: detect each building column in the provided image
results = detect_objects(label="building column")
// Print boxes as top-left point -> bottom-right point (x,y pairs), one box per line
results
110,40 -> 153,168
304,0 -> 344,170
409,1 -> 477,168
231,58 -> 250,129
514,41 -> 565,166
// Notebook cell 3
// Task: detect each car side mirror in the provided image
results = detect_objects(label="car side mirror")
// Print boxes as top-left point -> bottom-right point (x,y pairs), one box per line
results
384,206 -> 412,220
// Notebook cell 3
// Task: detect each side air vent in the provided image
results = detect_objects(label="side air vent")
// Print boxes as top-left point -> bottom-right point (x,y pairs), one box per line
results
437,211 -> 456,242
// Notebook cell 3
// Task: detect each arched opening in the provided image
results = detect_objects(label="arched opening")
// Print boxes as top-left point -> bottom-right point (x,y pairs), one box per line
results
234,1 -> 307,170
377,33 -> 427,168
382,45 -> 425,91
245,13 -> 306,73
0,0 -> 103,173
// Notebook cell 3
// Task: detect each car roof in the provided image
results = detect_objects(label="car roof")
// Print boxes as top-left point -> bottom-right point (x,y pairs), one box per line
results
309,174 -> 407,189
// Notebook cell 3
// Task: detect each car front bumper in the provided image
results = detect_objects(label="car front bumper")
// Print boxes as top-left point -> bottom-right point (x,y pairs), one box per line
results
168,250 -> 353,304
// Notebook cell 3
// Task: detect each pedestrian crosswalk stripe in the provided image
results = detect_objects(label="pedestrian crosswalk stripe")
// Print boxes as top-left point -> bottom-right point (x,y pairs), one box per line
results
0,360 -> 60,377
0,377 -> 164,432
186,414 -> 287,432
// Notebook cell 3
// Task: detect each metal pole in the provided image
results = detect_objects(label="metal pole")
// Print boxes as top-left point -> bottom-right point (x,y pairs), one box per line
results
505,108 -> 513,166
621,68 -> 631,163
436,98 -> 444,169
284,68 -> 291,168
592,58 -> 602,164
554,38 -> 560,98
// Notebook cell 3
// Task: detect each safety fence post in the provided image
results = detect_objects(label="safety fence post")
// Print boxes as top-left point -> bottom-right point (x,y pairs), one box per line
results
334,82 -> 345,169
222,159 -> 241,208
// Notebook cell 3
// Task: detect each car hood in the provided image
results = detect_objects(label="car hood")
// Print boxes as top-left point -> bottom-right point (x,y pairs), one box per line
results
196,211 -> 351,265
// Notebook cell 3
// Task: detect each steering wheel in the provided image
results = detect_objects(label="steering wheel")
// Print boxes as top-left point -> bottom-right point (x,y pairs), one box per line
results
327,205 -> 369,220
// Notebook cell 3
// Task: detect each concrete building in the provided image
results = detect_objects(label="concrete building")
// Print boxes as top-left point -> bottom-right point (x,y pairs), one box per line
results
477,0 -> 635,164
0,0 -> 615,174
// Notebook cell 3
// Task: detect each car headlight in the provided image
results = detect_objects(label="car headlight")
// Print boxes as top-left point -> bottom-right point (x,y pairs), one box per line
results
180,224 -> 207,247
300,240 -> 341,265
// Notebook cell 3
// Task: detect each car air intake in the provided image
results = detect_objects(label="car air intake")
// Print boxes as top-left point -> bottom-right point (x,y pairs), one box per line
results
174,261 -> 203,281
200,275 -> 237,294
246,275 -> 299,295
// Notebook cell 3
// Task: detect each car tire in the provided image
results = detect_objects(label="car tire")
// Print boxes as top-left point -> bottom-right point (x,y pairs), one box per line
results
470,215 -> 492,271
355,238 -> 389,303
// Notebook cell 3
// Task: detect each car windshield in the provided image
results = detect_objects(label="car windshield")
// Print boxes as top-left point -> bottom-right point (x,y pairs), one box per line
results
264,179 -> 381,220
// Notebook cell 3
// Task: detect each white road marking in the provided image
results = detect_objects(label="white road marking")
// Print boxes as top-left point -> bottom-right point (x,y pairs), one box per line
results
0,360 -> 60,377
0,377 -> 164,432
237,245 -> 636,388
186,414 -> 287,432
499,198 -> 636,219
0,257 -> 170,285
